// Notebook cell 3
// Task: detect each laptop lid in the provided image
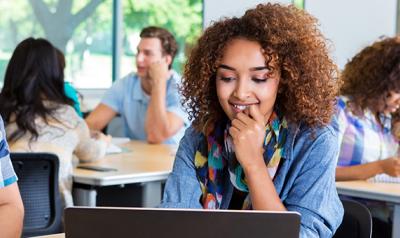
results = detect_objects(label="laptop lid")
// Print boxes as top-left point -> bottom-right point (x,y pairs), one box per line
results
64,207 -> 301,238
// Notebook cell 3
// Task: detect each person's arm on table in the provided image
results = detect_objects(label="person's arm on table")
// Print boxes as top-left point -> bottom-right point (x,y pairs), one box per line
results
85,104 -> 117,131
336,157 -> 400,181
145,62 -> 183,143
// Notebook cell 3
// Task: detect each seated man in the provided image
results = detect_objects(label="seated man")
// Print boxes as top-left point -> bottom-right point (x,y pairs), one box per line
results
0,116 -> 24,237
86,26 -> 188,144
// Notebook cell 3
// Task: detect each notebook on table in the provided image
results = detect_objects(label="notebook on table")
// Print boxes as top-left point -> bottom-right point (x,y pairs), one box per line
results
369,174 -> 400,183
64,207 -> 301,238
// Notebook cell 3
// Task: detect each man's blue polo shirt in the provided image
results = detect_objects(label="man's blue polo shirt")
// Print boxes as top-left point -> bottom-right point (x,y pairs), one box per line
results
101,71 -> 188,144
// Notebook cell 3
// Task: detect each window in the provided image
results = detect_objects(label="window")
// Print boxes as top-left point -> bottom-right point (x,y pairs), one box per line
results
293,0 -> 305,9
0,0 -> 203,89
121,0 -> 203,77
0,0 -> 113,89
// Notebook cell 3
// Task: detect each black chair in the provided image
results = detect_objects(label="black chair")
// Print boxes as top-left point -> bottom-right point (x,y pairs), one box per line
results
10,152 -> 63,237
333,198 -> 372,238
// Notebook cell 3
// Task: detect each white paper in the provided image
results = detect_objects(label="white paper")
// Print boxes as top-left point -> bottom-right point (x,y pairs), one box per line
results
106,143 -> 123,154
111,137 -> 130,145
369,174 -> 400,183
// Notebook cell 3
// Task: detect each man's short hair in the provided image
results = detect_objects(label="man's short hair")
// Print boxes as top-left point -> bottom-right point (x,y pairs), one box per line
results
140,26 -> 178,68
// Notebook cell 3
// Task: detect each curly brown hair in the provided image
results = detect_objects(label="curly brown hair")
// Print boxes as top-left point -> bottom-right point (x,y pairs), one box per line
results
182,3 -> 338,133
340,36 -> 400,114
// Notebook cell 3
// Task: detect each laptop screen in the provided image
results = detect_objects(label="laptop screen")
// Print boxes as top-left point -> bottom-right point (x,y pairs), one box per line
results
65,207 -> 301,238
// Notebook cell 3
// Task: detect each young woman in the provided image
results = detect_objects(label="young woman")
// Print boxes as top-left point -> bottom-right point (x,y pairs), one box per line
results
334,37 -> 400,181
160,3 -> 343,237
0,38 -> 110,207
333,36 -> 400,238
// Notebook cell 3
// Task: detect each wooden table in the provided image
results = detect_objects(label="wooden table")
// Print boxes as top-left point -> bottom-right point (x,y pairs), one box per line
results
73,140 -> 177,207
336,181 -> 400,238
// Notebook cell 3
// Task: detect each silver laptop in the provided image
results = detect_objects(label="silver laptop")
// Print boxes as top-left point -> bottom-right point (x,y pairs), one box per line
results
64,207 -> 301,238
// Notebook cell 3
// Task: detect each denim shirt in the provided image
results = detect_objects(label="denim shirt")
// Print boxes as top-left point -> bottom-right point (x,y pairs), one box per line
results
160,123 -> 343,238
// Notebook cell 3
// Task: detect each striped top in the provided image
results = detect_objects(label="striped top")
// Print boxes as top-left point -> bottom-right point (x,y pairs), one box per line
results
334,96 -> 399,166
0,116 -> 17,188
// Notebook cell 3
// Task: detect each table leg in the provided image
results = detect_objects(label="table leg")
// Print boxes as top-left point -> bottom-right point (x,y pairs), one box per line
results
393,204 -> 400,238
142,181 -> 162,207
73,187 -> 97,206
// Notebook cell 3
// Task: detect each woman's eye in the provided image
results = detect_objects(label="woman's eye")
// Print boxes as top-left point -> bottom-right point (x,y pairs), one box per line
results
219,77 -> 235,82
252,77 -> 268,83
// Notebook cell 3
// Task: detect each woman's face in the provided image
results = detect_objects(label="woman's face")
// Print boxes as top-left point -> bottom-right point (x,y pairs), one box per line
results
216,38 -> 280,121
383,91 -> 400,114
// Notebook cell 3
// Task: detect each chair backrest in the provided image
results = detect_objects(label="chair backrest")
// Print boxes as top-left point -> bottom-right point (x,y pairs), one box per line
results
333,198 -> 372,238
10,152 -> 62,237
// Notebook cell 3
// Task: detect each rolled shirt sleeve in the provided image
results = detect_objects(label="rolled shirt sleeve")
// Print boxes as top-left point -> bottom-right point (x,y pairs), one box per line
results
166,73 -> 189,126
101,74 -> 133,114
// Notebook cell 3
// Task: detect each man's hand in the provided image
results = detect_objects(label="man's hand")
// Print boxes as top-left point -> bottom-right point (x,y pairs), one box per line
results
148,61 -> 170,89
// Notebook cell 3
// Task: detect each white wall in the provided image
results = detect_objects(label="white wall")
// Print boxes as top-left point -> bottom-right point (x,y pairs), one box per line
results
203,0 -> 292,27
203,0 -> 398,69
305,0 -> 397,69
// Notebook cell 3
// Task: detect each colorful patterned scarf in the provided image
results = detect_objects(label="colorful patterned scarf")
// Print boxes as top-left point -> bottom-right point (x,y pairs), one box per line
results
195,112 -> 288,209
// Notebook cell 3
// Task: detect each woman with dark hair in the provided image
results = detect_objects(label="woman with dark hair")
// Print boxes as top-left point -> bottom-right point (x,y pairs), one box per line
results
334,36 -> 400,238
160,3 -> 343,237
0,37 -> 110,207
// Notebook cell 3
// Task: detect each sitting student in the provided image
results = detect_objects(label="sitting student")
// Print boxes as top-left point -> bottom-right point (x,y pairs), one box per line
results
85,26 -> 188,144
55,48 -> 83,117
333,36 -> 400,238
335,37 -> 400,180
0,116 -> 24,238
0,38 -> 110,207
160,3 -> 343,237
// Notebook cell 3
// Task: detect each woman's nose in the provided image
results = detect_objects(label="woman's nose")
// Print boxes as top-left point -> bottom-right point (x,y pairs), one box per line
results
233,78 -> 250,100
